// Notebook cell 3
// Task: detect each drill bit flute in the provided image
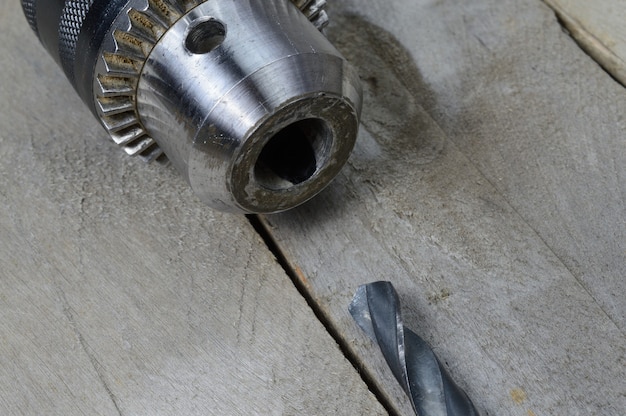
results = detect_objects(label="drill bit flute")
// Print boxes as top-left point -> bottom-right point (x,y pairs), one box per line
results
350,281 -> 480,416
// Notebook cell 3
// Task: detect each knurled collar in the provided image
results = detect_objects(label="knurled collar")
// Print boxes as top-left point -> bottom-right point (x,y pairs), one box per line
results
93,0 -> 329,161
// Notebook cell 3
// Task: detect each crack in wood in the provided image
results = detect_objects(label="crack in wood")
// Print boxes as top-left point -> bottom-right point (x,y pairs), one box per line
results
56,289 -> 124,416
246,214 -> 398,416
542,0 -> 626,87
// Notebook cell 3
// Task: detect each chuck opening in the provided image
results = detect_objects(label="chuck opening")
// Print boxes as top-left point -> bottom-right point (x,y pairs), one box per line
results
185,18 -> 227,54
254,118 -> 332,190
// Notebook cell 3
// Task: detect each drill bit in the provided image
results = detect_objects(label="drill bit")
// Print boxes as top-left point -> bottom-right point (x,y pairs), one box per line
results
20,0 -> 362,213
350,281 -> 479,416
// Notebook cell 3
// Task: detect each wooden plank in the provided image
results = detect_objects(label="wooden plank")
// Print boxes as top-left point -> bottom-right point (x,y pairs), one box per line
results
543,0 -> 626,86
261,0 -> 626,414
0,2 -> 386,414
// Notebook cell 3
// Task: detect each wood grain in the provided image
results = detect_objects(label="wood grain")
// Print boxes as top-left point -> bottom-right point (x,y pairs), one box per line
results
543,0 -> 626,86
261,0 -> 626,414
0,2 -> 386,414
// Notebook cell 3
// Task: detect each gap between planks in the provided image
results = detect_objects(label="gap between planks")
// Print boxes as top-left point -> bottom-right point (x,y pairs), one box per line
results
246,214 -> 399,416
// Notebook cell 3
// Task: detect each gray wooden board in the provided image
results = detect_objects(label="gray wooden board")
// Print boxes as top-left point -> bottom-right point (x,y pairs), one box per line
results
0,2 -> 386,415
260,0 -> 626,415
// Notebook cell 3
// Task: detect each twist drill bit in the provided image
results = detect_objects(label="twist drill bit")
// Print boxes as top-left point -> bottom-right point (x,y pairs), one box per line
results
350,281 -> 479,416
20,0 -> 362,213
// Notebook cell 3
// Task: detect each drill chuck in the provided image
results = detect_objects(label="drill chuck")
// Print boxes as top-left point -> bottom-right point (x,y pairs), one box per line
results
21,0 -> 362,213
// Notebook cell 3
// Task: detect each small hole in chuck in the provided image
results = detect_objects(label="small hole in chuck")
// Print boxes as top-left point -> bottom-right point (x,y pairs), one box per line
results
185,18 -> 226,54
254,119 -> 332,190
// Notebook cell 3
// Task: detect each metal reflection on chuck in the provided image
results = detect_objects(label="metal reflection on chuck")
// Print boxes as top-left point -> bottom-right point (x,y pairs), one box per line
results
21,0 -> 363,213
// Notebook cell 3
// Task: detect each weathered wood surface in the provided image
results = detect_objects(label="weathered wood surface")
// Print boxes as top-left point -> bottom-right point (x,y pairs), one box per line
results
0,2 -> 386,415
262,0 -> 626,415
543,0 -> 626,86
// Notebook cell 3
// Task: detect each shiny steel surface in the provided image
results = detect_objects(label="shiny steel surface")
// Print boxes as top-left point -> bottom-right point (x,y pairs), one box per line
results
20,0 -> 362,213
137,1 -> 361,212
350,282 -> 480,416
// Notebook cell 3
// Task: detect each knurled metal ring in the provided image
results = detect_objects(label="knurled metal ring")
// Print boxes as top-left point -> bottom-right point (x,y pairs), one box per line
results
20,0 -> 39,37
59,0 -> 96,82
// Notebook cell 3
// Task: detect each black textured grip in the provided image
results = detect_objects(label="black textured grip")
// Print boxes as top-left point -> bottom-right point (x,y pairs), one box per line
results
20,0 -> 120,109
20,0 -> 95,83
20,0 -> 39,36
59,0 -> 95,82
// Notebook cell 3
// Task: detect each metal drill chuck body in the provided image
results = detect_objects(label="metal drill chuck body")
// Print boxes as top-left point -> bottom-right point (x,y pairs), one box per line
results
21,0 -> 363,213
